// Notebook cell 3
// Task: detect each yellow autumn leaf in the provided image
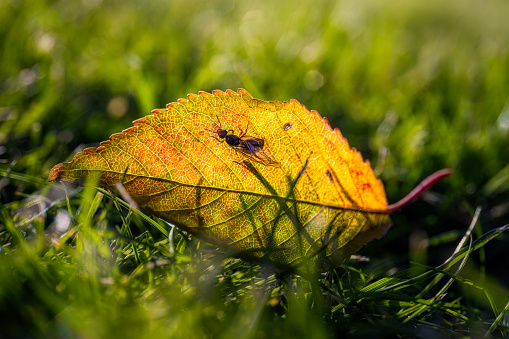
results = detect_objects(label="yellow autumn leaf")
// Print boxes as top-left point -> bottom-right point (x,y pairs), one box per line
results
49,89 -> 450,271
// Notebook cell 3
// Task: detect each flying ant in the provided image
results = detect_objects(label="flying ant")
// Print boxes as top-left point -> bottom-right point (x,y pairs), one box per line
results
208,118 -> 279,167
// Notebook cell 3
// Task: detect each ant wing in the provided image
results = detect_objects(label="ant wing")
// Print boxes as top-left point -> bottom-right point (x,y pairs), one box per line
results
240,136 -> 264,149
235,147 -> 280,167
232,138 -> 280,167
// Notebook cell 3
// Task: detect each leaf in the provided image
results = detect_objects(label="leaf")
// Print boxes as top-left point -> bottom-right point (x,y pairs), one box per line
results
48,89 -> 444,271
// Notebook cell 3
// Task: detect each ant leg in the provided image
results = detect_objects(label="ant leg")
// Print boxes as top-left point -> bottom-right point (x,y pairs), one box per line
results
205,126 -> 223,142
239,120 -> 251,138
238,125 -> 246,138
214,116 -> 223,130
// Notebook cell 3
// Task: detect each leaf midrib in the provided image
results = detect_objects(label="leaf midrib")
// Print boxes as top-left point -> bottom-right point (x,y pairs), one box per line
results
63,168 -> 390,214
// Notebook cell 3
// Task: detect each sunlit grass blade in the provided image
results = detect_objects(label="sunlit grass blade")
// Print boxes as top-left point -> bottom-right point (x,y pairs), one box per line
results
97,187 -> 169,238
485,286 -> 509,337
0,168 -> 49,186
397,210 -> 480,322
358,224 -> 509,294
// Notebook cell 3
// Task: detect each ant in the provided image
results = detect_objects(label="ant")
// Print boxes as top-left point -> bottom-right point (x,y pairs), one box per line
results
208,117 -> 279,167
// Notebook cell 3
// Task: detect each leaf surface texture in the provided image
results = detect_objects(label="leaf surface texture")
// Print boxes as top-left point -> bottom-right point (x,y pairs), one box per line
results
49,89 -> 391,270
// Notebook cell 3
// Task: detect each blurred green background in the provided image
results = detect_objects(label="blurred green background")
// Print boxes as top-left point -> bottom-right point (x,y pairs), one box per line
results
1,0 -> 509,337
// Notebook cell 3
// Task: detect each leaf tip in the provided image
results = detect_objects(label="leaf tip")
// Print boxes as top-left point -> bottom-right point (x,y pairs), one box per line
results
48,163 -> 65,182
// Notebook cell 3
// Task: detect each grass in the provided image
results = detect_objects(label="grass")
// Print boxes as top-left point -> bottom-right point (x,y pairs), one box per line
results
1,0 -> 509,337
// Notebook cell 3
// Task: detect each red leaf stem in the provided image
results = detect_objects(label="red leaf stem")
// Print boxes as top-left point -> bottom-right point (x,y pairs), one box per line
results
387,168 -> 452,212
